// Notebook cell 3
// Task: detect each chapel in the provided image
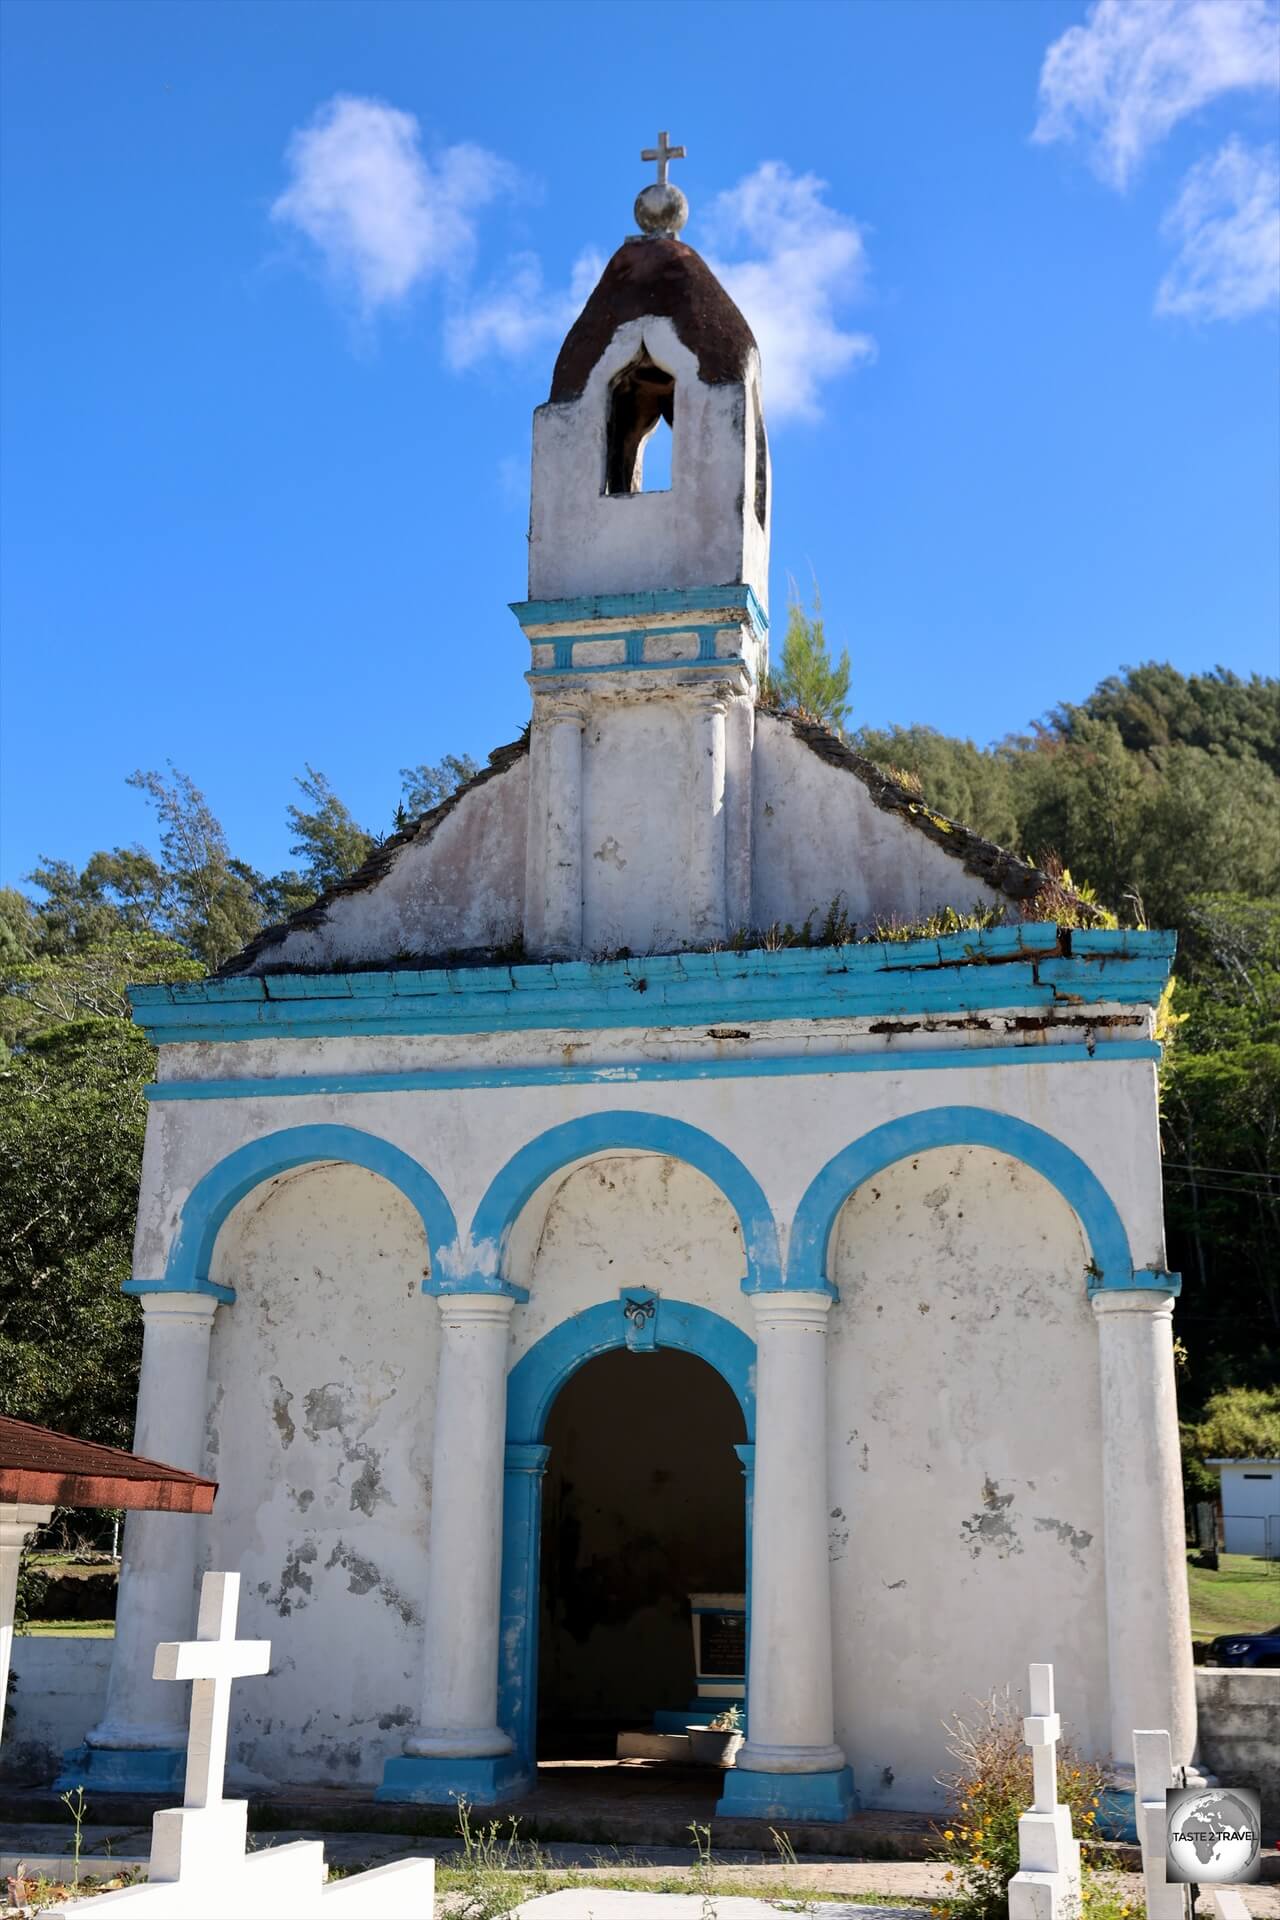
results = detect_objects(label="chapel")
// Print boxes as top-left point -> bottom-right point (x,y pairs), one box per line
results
60,140 -> 1195,1826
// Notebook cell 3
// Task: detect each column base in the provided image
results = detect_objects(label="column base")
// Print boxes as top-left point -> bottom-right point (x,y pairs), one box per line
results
376,1751 -> 529,1806
55,1744 -> 186,1794
716,1764 -> 856,1823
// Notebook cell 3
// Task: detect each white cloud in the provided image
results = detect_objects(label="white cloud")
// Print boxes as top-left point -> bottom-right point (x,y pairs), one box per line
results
444,249 -> 603,371
271,95 -> 519,311
1156,137 -> 1280,316
272,109 -> 872,418
704,162 -> 876,423
1034,0 -> 1279,188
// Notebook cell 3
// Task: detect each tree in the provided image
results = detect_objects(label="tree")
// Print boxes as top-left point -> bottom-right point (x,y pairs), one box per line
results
1186,1385 -> 1280,1461
127,765 -> 261,970
0,1017 -> 153,1446
762,587 -> 851,734
286,766 -> 375,892
398,754 -> 481,821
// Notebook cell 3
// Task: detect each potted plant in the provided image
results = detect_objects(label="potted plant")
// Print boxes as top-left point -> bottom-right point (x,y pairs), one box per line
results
687,1705 -> 743,1767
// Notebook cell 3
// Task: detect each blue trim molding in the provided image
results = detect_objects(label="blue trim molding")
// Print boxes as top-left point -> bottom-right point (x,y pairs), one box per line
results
788,1105 -> 1167,1295
470,1110 -> 785,1297
375,1753 -> 529,1807
129,928 -> 1176,1048
510,582 -> 769,638
143,1038 -> 1162,1104
125,1124 -> 460,1306
55,1745 -> 186,1795
496,1296 -> 756,1783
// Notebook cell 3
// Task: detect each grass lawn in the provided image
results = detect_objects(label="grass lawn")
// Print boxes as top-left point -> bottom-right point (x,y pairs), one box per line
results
23,1620 -> 115,1637
1187,1552 -> 1280,1638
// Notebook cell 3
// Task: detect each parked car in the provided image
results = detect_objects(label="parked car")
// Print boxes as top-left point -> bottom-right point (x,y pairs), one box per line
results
1203,1626 -> 1280,1667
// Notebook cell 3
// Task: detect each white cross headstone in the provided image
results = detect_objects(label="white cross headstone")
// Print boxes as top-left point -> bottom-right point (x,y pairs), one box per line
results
1134,1728 -> 1192,1920
1008,1664 -> 1082,1920
62,1571 -> 435,1918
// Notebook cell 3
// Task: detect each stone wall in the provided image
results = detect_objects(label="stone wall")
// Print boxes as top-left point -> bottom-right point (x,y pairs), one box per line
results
828,1143 -> 1110,1810
2,1637 -> 112,1781
1195,1667 -> 1280,1810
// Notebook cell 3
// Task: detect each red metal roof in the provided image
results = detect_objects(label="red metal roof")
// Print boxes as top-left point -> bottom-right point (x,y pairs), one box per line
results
0,1417 -> 217,1513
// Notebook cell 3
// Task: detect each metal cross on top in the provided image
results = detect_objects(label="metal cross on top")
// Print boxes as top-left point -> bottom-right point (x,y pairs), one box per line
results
641,130 -> 686,186
153,1571 -> 271,1810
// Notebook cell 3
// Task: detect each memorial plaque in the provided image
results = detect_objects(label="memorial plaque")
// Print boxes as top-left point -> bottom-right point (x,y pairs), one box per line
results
701,1611 -> 746,1677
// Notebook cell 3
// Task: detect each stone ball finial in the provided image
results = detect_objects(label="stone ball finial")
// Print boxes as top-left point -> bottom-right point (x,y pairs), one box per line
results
635,181 -> 689,237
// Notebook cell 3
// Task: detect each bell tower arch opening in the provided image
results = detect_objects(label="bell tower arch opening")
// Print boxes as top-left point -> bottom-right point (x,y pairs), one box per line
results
605,348 -> 675,495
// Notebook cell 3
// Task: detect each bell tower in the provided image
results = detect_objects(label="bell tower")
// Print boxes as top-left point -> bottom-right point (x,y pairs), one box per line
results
514,136 -> 771,960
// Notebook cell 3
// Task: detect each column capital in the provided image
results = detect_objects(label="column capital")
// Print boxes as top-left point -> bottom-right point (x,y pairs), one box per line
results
436,1293 -> 518,1332
535,688 -> 589,727
137,1292 -> 221,1327
1092,1291 -> 1176,1323
749,1292 -> 834,1334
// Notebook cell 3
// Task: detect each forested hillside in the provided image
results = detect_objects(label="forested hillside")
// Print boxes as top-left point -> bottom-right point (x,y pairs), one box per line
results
1,665 -> 1276,1453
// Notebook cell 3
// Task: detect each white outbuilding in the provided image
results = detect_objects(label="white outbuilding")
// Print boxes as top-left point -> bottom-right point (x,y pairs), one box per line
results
50,142 -> 1200,1827
1207,1460 -> 1280,1558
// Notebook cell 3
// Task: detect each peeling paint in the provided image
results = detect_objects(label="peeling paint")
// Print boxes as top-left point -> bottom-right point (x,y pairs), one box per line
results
1035,1516 -> 1093,1566
960,1477 -> 1023,1560
269,1377 -> 295,1449
261,1540 -> 318,1617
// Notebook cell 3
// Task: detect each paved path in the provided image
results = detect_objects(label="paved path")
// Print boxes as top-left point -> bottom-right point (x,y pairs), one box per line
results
2,1821 -> 1277,1916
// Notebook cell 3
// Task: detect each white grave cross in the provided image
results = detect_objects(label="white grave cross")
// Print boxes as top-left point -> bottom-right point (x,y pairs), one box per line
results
153,1571 -> 270,1811
1008,1663 -> 1082,1920
64,1571 -> 436,1916
1026,1662 -> 1062,1812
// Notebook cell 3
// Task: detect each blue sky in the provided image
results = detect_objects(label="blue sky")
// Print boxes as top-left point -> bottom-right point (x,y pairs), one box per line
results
2,0 -> 1277,888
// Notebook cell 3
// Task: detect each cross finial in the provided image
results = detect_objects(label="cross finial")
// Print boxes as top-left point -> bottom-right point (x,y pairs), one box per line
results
153,1572 -> 271,1810
641,130 -> 686,188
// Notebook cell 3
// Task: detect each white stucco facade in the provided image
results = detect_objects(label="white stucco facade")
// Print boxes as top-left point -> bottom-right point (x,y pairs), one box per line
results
54,198 -> 1196,1827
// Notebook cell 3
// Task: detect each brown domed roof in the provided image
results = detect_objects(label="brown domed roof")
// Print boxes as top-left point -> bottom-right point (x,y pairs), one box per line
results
549,236 -> 757,401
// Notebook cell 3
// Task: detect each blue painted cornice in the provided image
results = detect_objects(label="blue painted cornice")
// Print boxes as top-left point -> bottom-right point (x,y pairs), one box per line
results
130,927 -> 1176,1047
510,581 -> 768,638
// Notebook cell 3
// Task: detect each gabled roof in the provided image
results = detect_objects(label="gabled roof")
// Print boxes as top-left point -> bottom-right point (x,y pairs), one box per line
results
550,237 -> 758,401
0,1416 -> 217,1513
771,706 -> 1098,919
219,736 -> 529,978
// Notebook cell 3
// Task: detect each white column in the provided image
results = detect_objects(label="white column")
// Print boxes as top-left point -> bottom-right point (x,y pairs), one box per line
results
407,1294 -> 515,1758
1094,1291 -> 1197,1777
723,694 -> 754,935
736,1293 -> 846,1775
0,1502 -> 54,1751
542,699 -> 585,957
88,1294 -> 218,1755
688,691 -> 728,943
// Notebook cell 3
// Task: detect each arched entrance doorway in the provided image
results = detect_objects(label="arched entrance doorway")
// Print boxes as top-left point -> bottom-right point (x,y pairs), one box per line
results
538,1346 -> 747,1756
498,1296 -> 755,1777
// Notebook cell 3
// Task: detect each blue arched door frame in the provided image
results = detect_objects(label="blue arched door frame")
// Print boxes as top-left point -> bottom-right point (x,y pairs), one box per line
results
499,1297 -> 757,1777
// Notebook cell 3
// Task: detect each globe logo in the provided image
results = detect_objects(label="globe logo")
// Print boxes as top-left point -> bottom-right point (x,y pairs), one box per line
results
1165,1787 -> 1261,1884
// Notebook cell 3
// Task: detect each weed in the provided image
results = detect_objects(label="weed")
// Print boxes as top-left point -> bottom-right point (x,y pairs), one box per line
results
59,1784 -> 87,1887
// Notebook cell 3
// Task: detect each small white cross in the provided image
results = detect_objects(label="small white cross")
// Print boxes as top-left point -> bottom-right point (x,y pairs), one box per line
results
1023,1661 -> 1063,1813
641,130 -> 686,187
153,1572 -> 271,1810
